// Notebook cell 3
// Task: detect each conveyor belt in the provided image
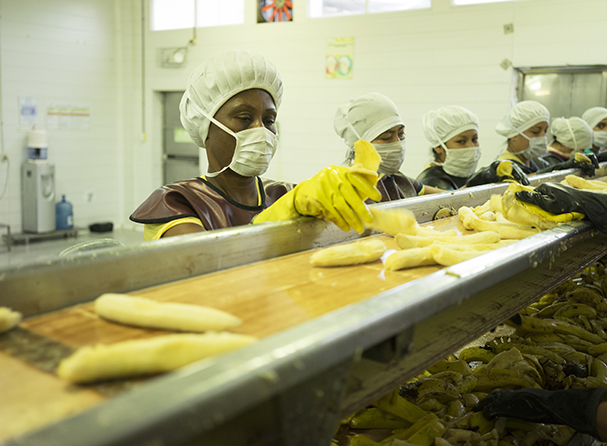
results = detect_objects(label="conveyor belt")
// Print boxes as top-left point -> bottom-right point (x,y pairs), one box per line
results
1,169 -> 606,446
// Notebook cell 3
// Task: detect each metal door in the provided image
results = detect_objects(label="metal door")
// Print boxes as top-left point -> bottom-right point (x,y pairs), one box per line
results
162,92 -> 207,184
517,66 -> 607,119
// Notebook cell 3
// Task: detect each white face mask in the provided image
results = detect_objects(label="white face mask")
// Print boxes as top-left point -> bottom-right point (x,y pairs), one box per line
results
205,116 -> 278,178
373,140 -> 406,175
510,135 -> 547,160
437,146 -> 481,178
594,131 -> 607,148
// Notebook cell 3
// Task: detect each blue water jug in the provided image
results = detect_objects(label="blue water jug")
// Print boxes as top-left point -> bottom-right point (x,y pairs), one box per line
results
56,195 -> 74,230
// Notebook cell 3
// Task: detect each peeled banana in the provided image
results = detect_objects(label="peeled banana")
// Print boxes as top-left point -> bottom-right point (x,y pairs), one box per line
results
309,238 -> 387,267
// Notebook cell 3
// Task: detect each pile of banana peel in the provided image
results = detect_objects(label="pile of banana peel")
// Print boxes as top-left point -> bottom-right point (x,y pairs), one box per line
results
334,256 -> 607,446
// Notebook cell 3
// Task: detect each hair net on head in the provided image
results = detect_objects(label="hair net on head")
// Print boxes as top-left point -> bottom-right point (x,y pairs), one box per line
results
495,101 -> 550,139
582,107 -> 607,129
550,117 -> 593,151
334,92 -> 404,149
179,49 -> 283,148
422,106 -> 479,148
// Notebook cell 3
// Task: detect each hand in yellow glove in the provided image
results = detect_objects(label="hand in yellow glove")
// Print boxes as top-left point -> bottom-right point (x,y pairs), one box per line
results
254,140 -> 382,233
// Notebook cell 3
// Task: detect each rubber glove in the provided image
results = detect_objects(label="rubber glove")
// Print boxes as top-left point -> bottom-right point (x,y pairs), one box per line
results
515,182 -> 607,233
253,140 -> 381,233
466,160 -> 530,187
536,152 -> 597,177
473,388 -> 607,438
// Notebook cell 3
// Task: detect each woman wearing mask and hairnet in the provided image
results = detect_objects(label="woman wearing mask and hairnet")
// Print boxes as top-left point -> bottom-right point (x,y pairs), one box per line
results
582,106 -> 607,159
416,106 -> 528,190
495,101 -> 551,173
130,49 -> 380,240
537,117 -> 593,166
333,92 -> 442,200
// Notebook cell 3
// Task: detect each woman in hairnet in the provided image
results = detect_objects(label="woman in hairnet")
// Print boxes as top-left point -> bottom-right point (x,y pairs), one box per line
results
537,117 -> 593,166
495,101 -> 551,173
333,92 -> 442,200
130,49 -> 380,240
416,106 -> 528,190
582,106 -> 607,158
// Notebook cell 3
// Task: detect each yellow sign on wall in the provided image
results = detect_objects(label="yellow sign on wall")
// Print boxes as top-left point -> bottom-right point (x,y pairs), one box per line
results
325,37 -> 354,79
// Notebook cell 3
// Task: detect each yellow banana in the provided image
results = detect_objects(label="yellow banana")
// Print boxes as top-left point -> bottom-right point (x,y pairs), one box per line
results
406,419 -> 447,446
553,303 -> 597,319
348,434 -> 379,446
373,390 -> 427,423
588,343 -> 607,357
458,346 -> 496,363
537,301 -> 570,318
399,377 -> 462,404
470,411 -> 495,435
566,287 -> 607,315
389,413 -> 438,442
348,407 -> 410,430
309,238 -> 386,267
427,358 -> 472,376
446,399 -> 466,418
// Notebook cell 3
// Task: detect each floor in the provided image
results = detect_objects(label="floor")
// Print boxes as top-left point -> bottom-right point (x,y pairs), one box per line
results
0,227 -> 145,269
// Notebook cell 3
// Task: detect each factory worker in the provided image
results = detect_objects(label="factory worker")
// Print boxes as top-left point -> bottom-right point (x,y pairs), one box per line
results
416,106 -> 528,190
333,92 -> 442,201
130,49 -> 379,240
495,101 -> 551,173
582,106 -> 607,158
474,388 -> 607,441
538,117 -> 593,165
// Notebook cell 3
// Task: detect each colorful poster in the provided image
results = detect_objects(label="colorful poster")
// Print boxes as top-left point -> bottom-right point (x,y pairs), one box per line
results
258,0 -> 293,23
325,37 -> 354,79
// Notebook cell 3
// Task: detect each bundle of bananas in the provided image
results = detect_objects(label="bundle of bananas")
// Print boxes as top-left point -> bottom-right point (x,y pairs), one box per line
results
334,257 -> 607,446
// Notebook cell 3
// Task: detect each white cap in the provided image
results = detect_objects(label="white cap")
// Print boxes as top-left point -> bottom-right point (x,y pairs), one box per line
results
495,100 -> 550,138
551,117 -> 593,151
179,49 -> 283,148
422,106 -> 479,148
28,129 -> 48,148
333,92 -> 404,149
582,107 -> 607,129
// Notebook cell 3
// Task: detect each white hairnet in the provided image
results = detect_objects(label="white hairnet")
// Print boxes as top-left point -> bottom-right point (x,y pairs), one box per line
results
495,101 -> 550,138
551,117 -> 593,150
582,107 -> 607,129
333,92 -> 404,148
422,106 -> 479,148
180,49 -> 283,148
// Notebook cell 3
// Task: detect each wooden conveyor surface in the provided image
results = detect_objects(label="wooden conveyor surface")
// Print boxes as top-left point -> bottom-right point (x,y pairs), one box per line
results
0,217 -> 462,441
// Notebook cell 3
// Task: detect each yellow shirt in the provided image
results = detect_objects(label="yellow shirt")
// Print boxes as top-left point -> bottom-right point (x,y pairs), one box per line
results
144,217 -> 204,241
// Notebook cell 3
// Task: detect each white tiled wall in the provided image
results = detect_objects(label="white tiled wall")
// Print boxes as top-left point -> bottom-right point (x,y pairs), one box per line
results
1,0 -> 606,234
0,0 -> 123,232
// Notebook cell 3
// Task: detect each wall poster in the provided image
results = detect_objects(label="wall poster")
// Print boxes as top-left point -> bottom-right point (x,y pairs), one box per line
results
325,37 -> 354,79
258,0 -> 293,23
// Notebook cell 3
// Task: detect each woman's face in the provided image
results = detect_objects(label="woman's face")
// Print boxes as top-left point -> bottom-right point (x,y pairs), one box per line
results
434,129 -> 478,163
371,125 -> 405,144
205,89 -> 277,173
508,121 -> 549,152
594,118 -> 607,132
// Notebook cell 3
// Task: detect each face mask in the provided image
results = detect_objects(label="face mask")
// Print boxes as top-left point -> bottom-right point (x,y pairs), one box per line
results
205,116 -> 277,178
594,131 -> 607,148
373,140 -> 406,175
512,135 -> 547,160
437,146 -> 481,178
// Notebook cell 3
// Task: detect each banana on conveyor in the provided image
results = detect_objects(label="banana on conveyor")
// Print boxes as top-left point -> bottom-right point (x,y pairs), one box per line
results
310,238 -> 387,267
335,257 -> 607,446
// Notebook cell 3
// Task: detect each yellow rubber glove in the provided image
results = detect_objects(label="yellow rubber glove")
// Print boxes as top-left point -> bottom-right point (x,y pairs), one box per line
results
254,140 -> 382,233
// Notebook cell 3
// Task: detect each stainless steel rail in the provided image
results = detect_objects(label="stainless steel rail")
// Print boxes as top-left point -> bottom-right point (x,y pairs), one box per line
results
0,169 -> 586,317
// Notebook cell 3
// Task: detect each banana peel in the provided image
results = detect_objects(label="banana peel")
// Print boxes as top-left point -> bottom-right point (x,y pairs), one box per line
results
501,183 -> 584,229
